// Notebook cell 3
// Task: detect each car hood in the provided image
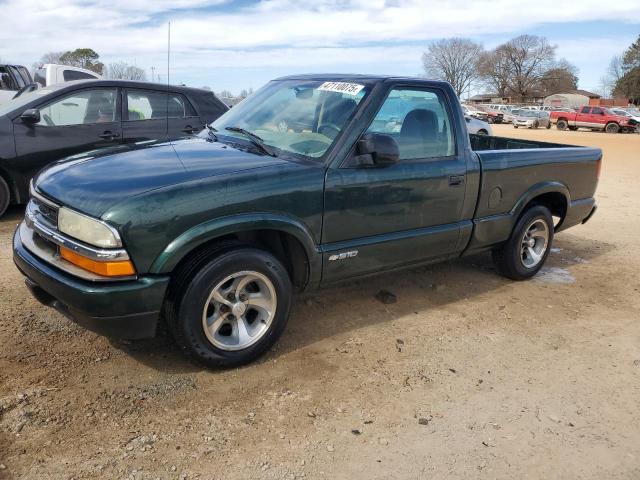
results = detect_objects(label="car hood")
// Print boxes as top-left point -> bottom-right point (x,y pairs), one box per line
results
34,137 -> 290,217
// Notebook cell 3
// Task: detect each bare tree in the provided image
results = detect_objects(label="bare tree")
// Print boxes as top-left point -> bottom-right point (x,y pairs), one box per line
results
500,35 -> 556,101
538,58 -> 579,95
422,38 -> 484,97
478,46 -> 512,97
597,75 -> 614,98
105,62 -> 147,81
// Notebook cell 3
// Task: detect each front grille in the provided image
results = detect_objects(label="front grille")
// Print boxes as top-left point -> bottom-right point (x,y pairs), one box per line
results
31,197 -> 59,229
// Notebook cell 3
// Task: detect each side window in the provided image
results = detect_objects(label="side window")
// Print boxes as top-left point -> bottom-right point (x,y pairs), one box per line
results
126,89 -> 167,121
367,88 -> 455,160
9,67 -> 26,89
166,94 -> 198,118
63,70 -> 98,81
37,89 -> 117,126
581,106 -> 590,114
591,107 -> 603,115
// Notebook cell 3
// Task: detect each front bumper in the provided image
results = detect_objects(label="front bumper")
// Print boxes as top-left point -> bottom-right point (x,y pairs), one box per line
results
13,223 -> 170,339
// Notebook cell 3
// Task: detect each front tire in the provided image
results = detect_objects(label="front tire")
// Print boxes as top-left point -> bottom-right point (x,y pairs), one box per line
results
167,247 -> 292,368
492,206 -> 554,280
0,177 -> 9,218
605,122 -> 620,134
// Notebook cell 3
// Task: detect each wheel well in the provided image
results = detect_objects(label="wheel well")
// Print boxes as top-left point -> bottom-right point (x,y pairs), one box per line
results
172,229 -> 311,291
557,117 -> 568,122
478,129 -> 488,135
523,192 -> 567,229
0,166 -> 16,204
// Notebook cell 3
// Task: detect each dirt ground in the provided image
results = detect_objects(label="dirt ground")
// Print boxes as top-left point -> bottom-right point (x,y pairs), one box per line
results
1,124 -> 639,480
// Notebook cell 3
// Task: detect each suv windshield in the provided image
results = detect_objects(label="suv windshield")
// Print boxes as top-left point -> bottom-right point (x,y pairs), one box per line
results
209,80 -> 370,160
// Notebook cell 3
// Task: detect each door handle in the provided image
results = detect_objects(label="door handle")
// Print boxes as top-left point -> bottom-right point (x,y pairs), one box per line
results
448,175 -> 465,186
182,125 -> 198,134
98,131 -> 119,139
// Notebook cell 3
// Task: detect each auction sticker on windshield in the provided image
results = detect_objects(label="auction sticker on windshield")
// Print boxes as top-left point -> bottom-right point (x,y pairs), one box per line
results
318,82 -> 365,95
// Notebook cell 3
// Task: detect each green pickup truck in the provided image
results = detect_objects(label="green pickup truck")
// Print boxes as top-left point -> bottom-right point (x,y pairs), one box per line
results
14,75 -> 601,367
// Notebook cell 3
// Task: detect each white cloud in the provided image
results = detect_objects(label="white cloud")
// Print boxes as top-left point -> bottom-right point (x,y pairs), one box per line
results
0,0 -> 638,90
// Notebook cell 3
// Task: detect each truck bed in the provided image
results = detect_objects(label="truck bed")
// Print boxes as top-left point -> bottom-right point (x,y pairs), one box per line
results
464,134 -> 601,254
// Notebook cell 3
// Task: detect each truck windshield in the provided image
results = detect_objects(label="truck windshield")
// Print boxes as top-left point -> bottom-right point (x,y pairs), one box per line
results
209,80 -> 370,160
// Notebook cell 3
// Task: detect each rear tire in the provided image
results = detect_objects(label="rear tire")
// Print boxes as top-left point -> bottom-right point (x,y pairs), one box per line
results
492,205 -> 554,281
605,122 -> 620,134
166,247 -> 292,368
0,177 -> 10,218
532,120 -> 539,129
556,119 -> 568,130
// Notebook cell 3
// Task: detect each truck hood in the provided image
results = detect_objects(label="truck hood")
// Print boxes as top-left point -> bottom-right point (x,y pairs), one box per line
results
34,137 -> 289,217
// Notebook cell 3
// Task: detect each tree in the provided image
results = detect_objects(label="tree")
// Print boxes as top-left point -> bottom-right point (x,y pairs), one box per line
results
500,35 -> 556,101
612,35 -> 640,104
613,67 -> 640,104
622,35 -> 640,69
538,59 -> 579,95
478,46 -> 512,97
38,51 -> 64,65
105,62 -> 147,81
58,48 -> 104,74
422,38 -> 484,97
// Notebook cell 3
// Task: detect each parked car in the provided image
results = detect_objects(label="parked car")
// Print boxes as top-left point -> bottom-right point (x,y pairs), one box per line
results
502,108 -> 523,123
465,115 -> 492,135
461,104 -> 488,122
476,104 -> 504,123
0,79 -> 228,216
512,110 -> 551,129
550,106 -> 638,133
33,64 -> 101,87
14,74 -> 601,367
0,64 -> 34,104
610,108 -> 640,125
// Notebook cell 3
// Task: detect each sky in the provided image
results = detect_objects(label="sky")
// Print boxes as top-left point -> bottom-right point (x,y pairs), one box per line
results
1,0 -> 639,96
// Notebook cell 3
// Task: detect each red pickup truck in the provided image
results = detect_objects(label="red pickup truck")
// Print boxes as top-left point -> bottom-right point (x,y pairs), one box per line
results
550,106 -> 638,133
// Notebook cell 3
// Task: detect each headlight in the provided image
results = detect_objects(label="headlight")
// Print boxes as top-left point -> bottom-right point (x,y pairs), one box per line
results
58,208 -> 121,248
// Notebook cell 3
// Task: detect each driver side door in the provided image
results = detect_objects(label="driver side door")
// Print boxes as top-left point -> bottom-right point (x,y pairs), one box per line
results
11,87 -> 122,193
322,86 -> 468,282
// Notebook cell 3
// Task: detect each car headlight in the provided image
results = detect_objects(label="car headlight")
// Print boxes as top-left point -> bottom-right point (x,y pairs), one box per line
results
58,207 -> 121,248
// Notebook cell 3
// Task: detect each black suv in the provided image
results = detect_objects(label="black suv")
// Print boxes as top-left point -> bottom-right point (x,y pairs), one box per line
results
0,80 -> 228,216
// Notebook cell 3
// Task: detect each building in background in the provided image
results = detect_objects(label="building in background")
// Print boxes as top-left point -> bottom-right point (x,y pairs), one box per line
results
543,90 -> 600,109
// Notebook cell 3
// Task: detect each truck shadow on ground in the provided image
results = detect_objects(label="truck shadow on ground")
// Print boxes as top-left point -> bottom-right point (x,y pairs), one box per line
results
110,232 -> 614,374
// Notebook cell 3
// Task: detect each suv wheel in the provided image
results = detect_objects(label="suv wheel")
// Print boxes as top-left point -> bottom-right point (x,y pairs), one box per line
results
605,122 -> 620,134
167,247 -> 292,368
556,119 -> 568,130
492,205 -> 554,280
0,177 -> 10,218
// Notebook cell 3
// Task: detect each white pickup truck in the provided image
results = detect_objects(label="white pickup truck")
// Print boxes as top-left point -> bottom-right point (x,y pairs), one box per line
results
33,64 -> 101,87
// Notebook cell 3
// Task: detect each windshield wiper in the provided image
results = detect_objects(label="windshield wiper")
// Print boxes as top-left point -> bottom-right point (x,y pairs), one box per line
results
225,126 -> 276,157
206,124 -> 218,141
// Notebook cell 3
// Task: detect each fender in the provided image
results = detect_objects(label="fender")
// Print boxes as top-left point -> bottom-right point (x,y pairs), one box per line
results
465,181 -> 570,254
148,212 -> 323,284
509,181 -> 570,220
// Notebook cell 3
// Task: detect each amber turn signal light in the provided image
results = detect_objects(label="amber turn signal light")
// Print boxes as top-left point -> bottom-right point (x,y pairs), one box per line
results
60,246 -> 136,277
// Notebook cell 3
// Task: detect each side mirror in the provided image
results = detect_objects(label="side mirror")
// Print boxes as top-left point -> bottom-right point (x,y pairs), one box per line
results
356,133 -> 400,166
20,109 -> 41,124
465,116 -> 471,123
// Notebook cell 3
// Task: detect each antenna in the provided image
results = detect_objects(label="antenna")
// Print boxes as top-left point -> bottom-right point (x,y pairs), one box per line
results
166,21 -> 171,140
